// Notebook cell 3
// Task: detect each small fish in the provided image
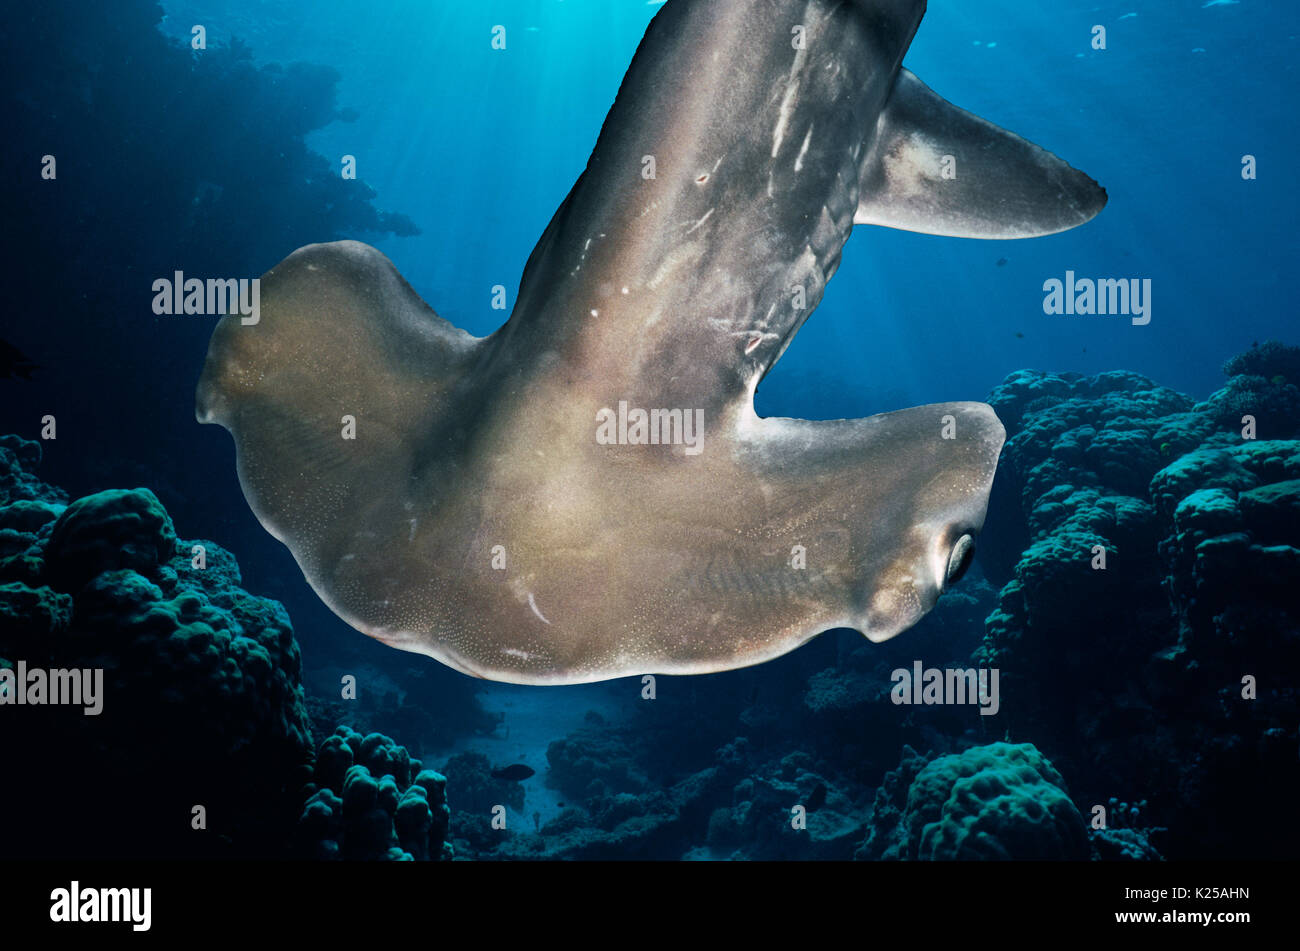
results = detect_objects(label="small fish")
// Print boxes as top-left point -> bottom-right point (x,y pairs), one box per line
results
0,338 -> 38,380
995,257 -> 1008,267
805,782 -> 828,812
491,764 -> 536,782
1014,331 -> 1024,339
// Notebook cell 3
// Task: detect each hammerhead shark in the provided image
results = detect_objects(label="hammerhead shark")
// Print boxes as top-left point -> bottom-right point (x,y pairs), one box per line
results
197,0 -> 1105,684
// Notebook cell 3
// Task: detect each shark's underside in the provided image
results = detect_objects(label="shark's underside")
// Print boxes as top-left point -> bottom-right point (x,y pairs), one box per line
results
197,0 -> 1105,684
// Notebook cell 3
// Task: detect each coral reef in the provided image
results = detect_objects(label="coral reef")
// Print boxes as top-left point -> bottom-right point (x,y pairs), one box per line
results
975,350 -> 1300,858
1,343 -> 1294,862
1222,340 -> 1300,381
297,726 -> 451,861
0,435 -> 466,861
439,750 -> 529,854
859,743 -> 1089,861
1089,827 -> 1164,862
1215,342 -> 1300,434
545,710 -> 652,801
856,744 -> 932,861
1086,797 -> 1164,861
0,437 -> 315,857
706,751 -> 864,860
494,745 -> 741,861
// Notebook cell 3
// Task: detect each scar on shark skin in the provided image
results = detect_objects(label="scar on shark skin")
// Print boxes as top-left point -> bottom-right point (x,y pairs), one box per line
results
197,0 -> 1106,686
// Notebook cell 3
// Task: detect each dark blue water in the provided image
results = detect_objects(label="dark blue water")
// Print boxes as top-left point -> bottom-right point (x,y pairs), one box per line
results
160,0 -> 1299,412
2,0 -> 1296,862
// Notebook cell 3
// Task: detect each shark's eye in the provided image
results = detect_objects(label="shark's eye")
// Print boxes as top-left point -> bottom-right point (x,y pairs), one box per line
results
945,534 -> 975,588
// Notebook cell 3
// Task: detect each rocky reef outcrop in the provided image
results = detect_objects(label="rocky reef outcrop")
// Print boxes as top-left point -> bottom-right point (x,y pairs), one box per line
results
0,435 -> 452,859
1,343 -> 1293,862
974,344 -> 1300,858
858,742 -> 1090,861
1,435 -> 314,857
297,725 -> 451,860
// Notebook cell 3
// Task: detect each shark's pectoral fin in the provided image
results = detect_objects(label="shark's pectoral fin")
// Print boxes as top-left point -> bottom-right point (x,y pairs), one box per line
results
855,68 -> 1107,239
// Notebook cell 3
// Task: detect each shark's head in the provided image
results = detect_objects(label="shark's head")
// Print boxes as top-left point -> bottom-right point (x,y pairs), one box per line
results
848,401 -> 1006,643
196,0 -> 1098,684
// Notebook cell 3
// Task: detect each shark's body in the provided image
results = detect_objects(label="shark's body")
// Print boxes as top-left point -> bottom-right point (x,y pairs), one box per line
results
197,0 -> 1105,684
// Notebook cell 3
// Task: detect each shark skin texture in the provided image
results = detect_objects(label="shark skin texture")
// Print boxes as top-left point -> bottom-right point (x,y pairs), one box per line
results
197,0 -> 1106,685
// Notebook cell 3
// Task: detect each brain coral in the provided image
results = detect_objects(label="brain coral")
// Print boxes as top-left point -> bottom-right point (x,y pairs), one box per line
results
866,743 -> 1088,861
